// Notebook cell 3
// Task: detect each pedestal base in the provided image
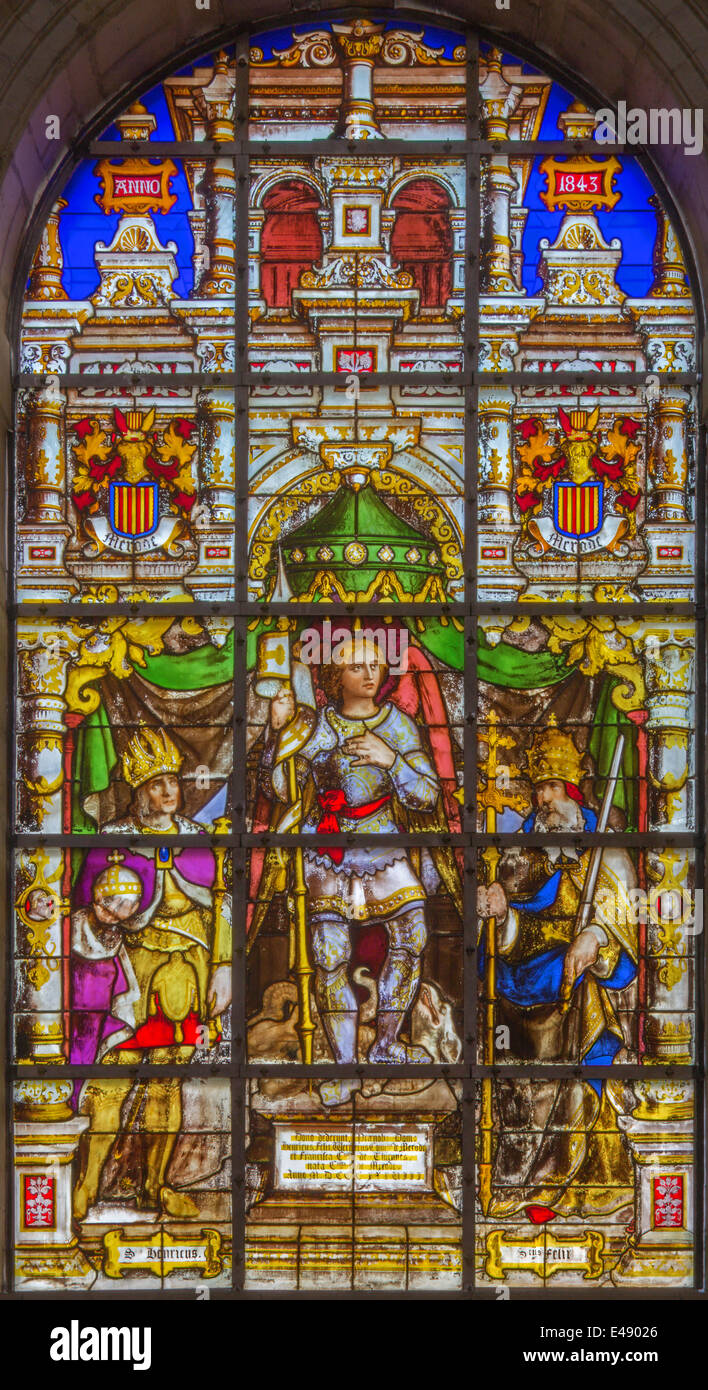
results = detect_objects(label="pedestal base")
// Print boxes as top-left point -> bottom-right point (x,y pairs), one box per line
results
15,1240 -> 97,1290
611,1111 -> 694,1288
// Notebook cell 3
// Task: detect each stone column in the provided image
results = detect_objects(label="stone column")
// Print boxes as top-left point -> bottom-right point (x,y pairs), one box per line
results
16,623 -> 78,833
479,391 -> 514,525
649,195 -> 691,299
23,385 -> 66,527
611,625 -> 696,1286
612,1082 -> 694,1287
27,200 -> 68,301
509,201 -> 529,292
640,624 -> 695,1063
448,208 -> 466,305
641,624 -> 694,833
649,390 -> 689,522
14,1081 -> 92,1288
249,206 -> 266,317
13,627 -> 93,1287
479,51 -> 520,294
198,385 -> 235,524
332,20 -> 385,138
16,379 -> 77,595
188,165 -> 208,291
199,53 -> 236,298
184,385 -> 236,602
476,388 -> 523,600
14,848 -> 67,1065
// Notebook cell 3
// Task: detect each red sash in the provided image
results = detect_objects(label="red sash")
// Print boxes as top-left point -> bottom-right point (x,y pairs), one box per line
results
315,790 -> 392,866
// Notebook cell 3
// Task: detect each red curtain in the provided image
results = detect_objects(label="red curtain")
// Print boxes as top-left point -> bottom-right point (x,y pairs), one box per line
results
260,180 -> 323,308
391,178 -> 453,308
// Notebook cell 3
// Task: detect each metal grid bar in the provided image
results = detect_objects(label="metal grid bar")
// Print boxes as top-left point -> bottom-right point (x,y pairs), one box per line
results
8,1062 -> 697,1080
83,140 -> 636,158
12,601 -> 700,619
10,830 -> 701,849
14,371 -> 700,389
463,25 -> 481,1294
231,35 -> 252,1293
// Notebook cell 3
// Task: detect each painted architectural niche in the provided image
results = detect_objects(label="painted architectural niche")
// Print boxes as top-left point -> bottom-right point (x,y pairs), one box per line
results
12,19 -> 700,1294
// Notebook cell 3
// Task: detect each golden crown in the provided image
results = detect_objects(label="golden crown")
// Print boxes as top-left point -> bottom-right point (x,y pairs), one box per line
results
121,727 -> 183,789
526,718 -> 585,787
94,853 -> 143,901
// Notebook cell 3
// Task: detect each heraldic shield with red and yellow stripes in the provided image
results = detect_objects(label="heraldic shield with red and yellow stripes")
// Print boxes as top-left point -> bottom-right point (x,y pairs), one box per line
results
109,481 -> 159,539
553,479 -> 603,539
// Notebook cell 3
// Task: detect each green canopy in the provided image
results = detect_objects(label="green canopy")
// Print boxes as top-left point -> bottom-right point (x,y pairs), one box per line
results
268,480 -> 447,599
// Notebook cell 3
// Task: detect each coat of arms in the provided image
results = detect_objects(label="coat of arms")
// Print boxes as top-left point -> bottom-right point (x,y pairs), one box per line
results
514,407 -> 642,557
71,408 -> 197,556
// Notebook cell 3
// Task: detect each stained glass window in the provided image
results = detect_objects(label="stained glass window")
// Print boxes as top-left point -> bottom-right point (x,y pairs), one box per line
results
10,17 -> 701,1300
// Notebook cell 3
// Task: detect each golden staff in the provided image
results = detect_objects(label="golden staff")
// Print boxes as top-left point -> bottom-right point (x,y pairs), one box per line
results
284,751 -> 315,1066
255,629 -> 316,1065
477,712 -> 524,1217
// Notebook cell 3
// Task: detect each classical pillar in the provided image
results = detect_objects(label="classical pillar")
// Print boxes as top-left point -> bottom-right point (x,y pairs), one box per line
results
649,195 -> 691,298
648,390 -> 689,522
476,387 -> 523,599
479,51 -> 520,294
199,53 -> 236,298
611,625 -> 695,1286
639,624 -> 694,1062
14,848 -> 67,1065
509,201 -> 528,291
14,1082 -> 92,1288
197,385 -> 235,523
183,385 -> 236,601
612,1082 -> 694,1287
188,165 -> 208,291
16,623 -> 78,833
27,200 -> 68,301
13,624 -> 94,1286
479,391 -> 514,525
641,625 -> 694,832
22,385 -> 66,526
249,206 -> 266,314
332,20 -> 385,138
448,207 -> 466,304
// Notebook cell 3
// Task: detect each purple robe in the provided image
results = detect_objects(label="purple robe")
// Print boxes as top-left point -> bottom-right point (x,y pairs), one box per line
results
70,844 -> 216,1071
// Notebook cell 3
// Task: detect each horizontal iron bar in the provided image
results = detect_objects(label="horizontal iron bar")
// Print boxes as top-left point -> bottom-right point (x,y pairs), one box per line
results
13,601 -> 695,620
10,1063 -> 697,1080
11,831 -> 701,849
83,139 -> 634,159
14,373 -> 233,391
14,371 -> 700,390
478,372 -> 700,387
12,1064 -> 229,1079
475,831 -> 701,848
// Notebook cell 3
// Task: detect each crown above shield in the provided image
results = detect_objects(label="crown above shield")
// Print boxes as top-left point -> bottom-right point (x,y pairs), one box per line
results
121,727 -> 183,789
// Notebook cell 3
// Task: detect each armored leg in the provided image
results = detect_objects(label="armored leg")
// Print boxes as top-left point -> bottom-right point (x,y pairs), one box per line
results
310,914 -> 361,1107
142,1046 -> 198,1216
73,1058 -> 137,1220
368,906 -> 429,1063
